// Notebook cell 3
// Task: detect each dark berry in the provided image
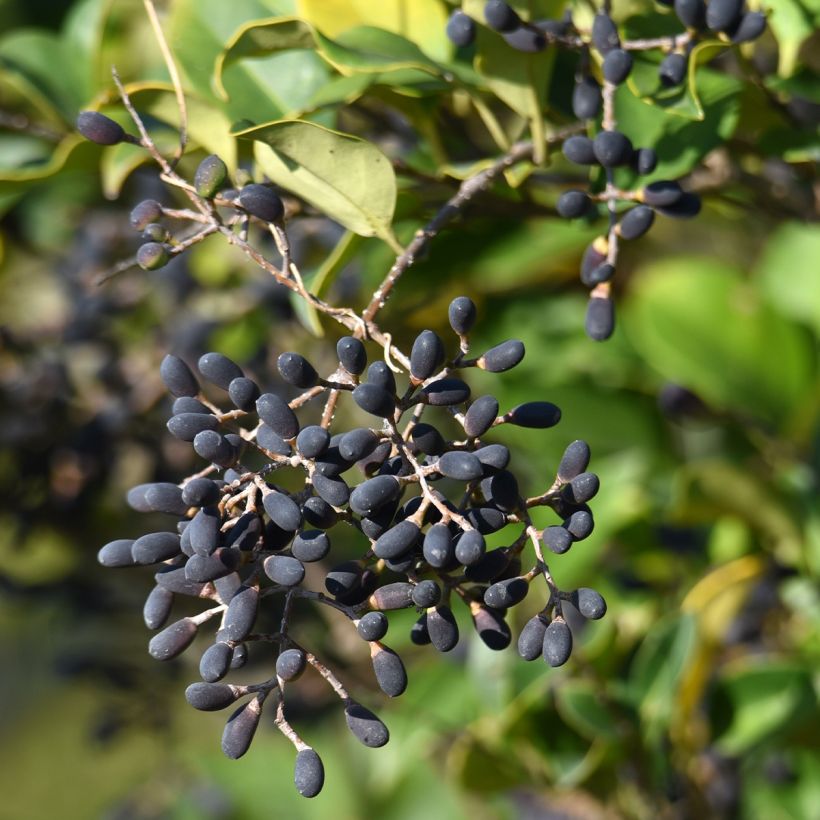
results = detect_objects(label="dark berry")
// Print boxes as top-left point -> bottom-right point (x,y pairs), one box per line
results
593,130 -> 634,167
448,296 -> 477,335
278,352 -> 319,388
446,10 -> 476,47
557,190 -> 591,219
585,297 -> 615,341
618,205 -> 655,240
603,48 -> 633,84
591,13 -> 620,53
572,76 -> 602,120
238,183 -> 284,222
77,111 -> 126,145
484,0 -> 521,32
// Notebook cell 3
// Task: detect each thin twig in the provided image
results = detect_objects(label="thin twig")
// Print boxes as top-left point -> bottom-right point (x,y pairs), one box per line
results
143,0 -> 188,166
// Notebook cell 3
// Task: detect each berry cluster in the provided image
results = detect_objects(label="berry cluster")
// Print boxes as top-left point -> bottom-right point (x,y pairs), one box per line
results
98,299 -> 605,797
444,1 -> 766,340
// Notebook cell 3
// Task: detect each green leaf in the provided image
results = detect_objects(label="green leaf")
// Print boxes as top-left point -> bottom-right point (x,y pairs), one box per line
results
614,66 -> 742,182
244,119 -> 398,242
305,73 -> 374,109
61,0 -> 112,103
0,135 -> 88,209
766,0 -> 815,77
297,0 -> 452,63
625,256 -> 816,429
214,17 -> 317,100
711,660 -> 817,755
555,681 -> 620,742
169,0 -> 304,122
0,67 -> 66,130
628,613 -> 697,736
756,222 -> 820,335
148,94 -> 238,172
314,25 -> 441,76
473,25 -> 555,123
0,29 -> 82,119
757,126 -> 820,163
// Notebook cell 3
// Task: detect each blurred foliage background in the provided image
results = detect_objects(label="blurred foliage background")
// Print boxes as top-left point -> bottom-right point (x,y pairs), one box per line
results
0,0 -> 818,818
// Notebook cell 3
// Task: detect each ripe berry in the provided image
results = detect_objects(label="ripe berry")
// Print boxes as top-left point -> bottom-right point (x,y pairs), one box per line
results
484,1 -> 521,32
585,296 -> 615,341
238,183 -> 284,222
634,147 -> 658,176
446,10 -> 476,46
603,48 -> 633,85
344,703 -> 389,748
557,190 -> 591,219
464,394 -> 500,437
411,580 -> 441,608
518,615 -> 548,661
198,352 -> 243,390
591,13 -> 620,53
427,605 -> 459,652
674,0 -> 707,29
357,611 -> 389,641
352,383 -> 395,418
542,619 -> 572,666
557,440 -> 591,481
410,329 -> 445,381
222,700 -> 262,760
502,27 -> 546,52
336,336 -> 367,374
294,749 -> 324,797
572,76 -> 602,120
77,111 -> 126,145
618,205 -> 656,240
185,682 -> 240,711
642,180 -> 683,207
659,52 -> 688,87
278,352 -> 319,387
730,12 -> 766,42
593,130 -> 634,167
370,644 -> 407,697
656,192 -> 702,219
572,587 -> 608,620
276,648 -> 307,681
448,296 -> 477,335
707,0 -> 744,32
563,135 -> 597,165
477,339 -> 525,372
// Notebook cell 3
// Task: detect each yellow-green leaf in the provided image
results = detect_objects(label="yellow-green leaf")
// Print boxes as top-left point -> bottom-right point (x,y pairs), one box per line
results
242,119 -> 397,242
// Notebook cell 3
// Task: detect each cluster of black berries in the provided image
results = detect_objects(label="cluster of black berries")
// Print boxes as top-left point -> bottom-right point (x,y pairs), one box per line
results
98,297 -> 605,797
446,1 -> 574,51
444,2 -> 766,342
658,0 -> 767,85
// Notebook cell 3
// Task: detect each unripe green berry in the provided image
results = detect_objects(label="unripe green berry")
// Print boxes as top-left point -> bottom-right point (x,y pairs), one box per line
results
142,223 -> 168,242
137,242 -> 170,271
194,154 -> 228,199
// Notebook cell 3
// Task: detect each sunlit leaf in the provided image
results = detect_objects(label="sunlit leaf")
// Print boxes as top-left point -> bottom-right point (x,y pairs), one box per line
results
243,119 -> 397,242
